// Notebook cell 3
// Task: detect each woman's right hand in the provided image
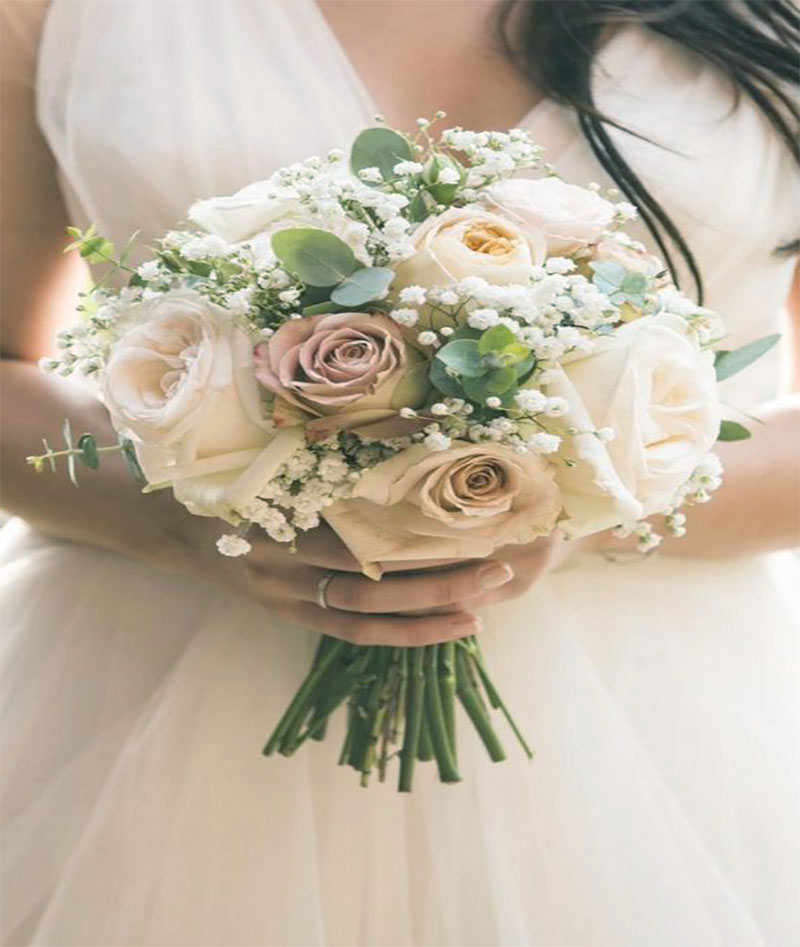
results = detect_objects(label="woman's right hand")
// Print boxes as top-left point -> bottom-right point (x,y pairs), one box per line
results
191,516 -> 514,647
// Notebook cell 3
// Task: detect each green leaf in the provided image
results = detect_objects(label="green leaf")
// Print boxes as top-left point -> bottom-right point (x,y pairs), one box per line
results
271,228 -> 359,287
330,267 -> 394,307
619,271 -> 648,295
61,418 -> 78,486
429,359 -> 464,398
714,334 -> 780,382
589,259 -> 626,294
478,324 -> 516,354
501,343 -> 531,365
302,301 -> 340,316
485,367 -> 517,395
77,433 -> 99,469
435,339 -> 484,377
514,354 -> 536,382
119,436 -> 148,485
350,127 -> 414,184
118,230 -> 141,268
406,192 -> 430,223
717,420 -> 751,441
79,236 -> 115,263
461,374 -> 517,405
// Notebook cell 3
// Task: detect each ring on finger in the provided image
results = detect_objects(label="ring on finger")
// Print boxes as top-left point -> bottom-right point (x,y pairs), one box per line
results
315,570 -> 338,610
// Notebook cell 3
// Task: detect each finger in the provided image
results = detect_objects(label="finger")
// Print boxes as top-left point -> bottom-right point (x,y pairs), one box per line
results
308,560 -> 514,614
286,601 -> 482,646
379,557 -> 474,573
248,523 -> 363,572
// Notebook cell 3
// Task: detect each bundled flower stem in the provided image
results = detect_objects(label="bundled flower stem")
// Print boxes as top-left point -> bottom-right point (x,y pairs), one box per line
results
263,637 -> 532,791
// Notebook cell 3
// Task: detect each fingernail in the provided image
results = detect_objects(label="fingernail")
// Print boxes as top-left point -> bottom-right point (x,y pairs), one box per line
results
478,561 -> 514,590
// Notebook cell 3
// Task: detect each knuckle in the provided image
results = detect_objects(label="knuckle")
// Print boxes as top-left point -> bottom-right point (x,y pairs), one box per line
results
431,576 -> 467,607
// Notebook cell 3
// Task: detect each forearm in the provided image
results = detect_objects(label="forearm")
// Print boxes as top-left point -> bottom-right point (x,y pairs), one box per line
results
0,358 -> 200,565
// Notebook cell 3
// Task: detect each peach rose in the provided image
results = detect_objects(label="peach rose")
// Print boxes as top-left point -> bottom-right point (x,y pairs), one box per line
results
393,207 -> 545,292
324,441 -> 561,577
254,311 -> 427,439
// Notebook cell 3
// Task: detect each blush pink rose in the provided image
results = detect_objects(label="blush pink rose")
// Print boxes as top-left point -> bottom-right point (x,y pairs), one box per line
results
254,311 -> 427,439
324,441 -> 561,576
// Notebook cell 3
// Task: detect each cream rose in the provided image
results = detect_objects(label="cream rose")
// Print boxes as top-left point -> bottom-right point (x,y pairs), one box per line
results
189,180 -> 298,243
324,441 -> 561,576
542,313 -> 721,537
103,290 -> 302,519
254,311 -> 428,439
393,207 -> 545,291
486,177 -> 616,254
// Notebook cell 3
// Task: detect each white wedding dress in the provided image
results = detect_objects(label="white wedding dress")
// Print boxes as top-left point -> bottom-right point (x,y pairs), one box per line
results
2,2 -> 799,945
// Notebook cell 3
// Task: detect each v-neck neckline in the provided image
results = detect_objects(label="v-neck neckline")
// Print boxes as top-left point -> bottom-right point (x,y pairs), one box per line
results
307,0 -> 555,133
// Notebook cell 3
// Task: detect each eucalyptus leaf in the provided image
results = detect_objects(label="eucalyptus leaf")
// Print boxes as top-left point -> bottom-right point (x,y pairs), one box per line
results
429,359 -> 464,398
61,418 -> 78,486
589,259 -> 626,293
513,354 -> 536,379
406,193 -> 430,223
485,367 -> 517,395
717,420 -> 751,441
435,339 -> 484,377
714,334 -> 780,382
350,127 -> 414,183
119,436 -> 148,485
77,433 -> 99,469
331,267 -> 394,307
302,301 -> 341,316
462,374 -> 517,405
272,228 -> 359,287
501,343 -> 531,365
619,271 -> 648,294
478,324 -> 516,355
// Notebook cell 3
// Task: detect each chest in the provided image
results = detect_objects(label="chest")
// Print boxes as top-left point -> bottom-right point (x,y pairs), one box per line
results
316,0 -> 543,133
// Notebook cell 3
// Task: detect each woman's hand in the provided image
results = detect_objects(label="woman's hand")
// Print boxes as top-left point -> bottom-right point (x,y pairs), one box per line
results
210,522 -> 515,647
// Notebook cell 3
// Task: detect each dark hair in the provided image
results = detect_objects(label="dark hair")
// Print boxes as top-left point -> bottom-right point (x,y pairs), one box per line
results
495,0 -> 799,302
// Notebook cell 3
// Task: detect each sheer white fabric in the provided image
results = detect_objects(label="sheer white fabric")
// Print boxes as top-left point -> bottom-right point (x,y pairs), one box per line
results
2,2 -> 799,945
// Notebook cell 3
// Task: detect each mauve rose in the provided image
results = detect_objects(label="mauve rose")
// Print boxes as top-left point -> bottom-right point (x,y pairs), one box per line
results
324,441 -> 561,577
254,312 -> 428,439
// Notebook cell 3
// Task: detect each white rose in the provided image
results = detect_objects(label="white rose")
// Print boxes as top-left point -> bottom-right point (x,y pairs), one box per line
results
189,181 -> 298,243
486,177 -> 616,254
393,207 -> 545,291
541,313 -> 721,537
103,290 -> 302,519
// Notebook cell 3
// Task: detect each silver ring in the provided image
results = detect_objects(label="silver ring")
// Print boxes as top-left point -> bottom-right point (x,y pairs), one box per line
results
316,571 -> 338,610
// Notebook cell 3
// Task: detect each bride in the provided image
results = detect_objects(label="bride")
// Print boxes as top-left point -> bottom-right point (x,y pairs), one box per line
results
2,1 -> 798,944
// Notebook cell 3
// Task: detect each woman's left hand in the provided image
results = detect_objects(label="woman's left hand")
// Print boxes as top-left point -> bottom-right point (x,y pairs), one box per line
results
393,531 -> 582,617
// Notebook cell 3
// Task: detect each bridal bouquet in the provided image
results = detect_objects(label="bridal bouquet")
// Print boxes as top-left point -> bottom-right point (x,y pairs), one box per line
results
31,115 -> 776,790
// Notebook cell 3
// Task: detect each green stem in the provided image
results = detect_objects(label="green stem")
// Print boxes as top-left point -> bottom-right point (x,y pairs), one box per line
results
424,645 -> 461,783
417,715 -> 434,762
398,648 -> 426,792
353,648 -> 393,782
263,638 -> 346,756
469,639 -> 533,760
338,701 -> 357,765
455,647 -> 506,763
439,641 -> 457,756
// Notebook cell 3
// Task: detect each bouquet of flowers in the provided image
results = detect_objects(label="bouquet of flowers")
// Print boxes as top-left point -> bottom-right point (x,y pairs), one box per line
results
30,115 -> 777,791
